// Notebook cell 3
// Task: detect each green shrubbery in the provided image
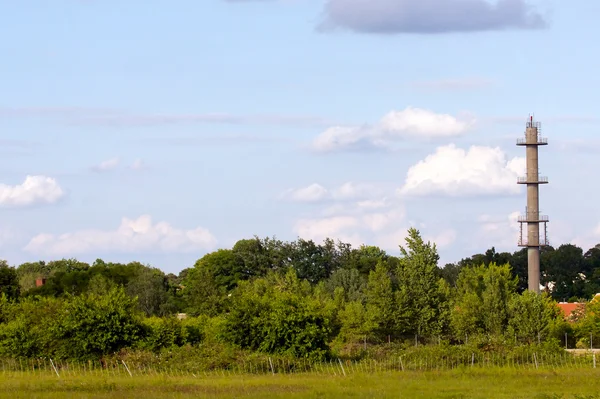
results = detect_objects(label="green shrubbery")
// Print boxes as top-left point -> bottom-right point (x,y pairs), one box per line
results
223,270 -> 335,361
0,287 -> 143,360
1,229 -> 600,365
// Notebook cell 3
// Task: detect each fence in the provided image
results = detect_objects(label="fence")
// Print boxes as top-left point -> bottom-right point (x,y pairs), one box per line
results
0,351 -> 598,378
357,332 -> 600,350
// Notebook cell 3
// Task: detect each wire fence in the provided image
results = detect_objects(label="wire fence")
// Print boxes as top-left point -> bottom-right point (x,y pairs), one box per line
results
357,332 -> 600,350
1,351 -> 598,378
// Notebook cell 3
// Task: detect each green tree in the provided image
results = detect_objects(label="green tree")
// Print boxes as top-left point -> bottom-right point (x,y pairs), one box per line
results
224,270 -> 333,360
193,249 -> 244,291
451,262 -> 518,338
507,291 -> 562,343
15,261 -> 49,291
181,265 -> 227,317
52,287 -> 144,360
0,261 -> 20,300
542,244 -> 586,301
336,300 -> 378,342
395,228 -> 445,336
583,244 -> 600,297
366,261 -> 396,339
126,266 -> 170,316
326,268 -> 366,303
0,296 -> 64,358
232,237 -> 273,279
290,238 -> 331,283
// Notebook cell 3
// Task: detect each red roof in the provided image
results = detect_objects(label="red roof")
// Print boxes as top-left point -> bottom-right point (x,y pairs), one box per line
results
557,302 -> 582,319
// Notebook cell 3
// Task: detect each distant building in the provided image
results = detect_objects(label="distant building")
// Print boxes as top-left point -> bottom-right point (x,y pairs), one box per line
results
557,294 -> 600,322
35,278 -> 46,287
557,302 -> 583,321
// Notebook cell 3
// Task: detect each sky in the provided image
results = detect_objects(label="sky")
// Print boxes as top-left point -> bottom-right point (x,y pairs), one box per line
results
1,0 -> 599,274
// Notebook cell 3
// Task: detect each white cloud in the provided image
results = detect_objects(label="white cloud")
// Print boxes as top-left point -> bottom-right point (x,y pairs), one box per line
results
429,229 -> 458,248
312,107 -> 475,152
288,185 -> 458,261
23,214 -> 217,256
373,228 -> 410,252
312,126 -> 371,152
476,211 -> 521,249
398,144 -> 525,197
569,222 -> 600,252
130,159 -> 145,170
291,193 -> 425,254
379,107 -> 474,138
293,215 -> 362,245
91,158 -> 120,172
331,182 -> 380,200
356,198 -> 390,209
281,181 -> 385,203
283,183 -> 329,203
362,209 -> 404,232
0,175 -> 65,207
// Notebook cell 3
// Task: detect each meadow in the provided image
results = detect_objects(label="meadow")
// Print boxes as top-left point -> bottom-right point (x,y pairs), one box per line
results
1,355 -> 600,399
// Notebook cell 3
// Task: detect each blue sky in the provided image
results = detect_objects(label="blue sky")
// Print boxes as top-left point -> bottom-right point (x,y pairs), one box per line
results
1,0 -> 599,273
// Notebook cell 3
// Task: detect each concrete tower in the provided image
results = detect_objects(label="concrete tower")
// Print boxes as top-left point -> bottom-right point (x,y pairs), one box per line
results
517,115 -> 549,293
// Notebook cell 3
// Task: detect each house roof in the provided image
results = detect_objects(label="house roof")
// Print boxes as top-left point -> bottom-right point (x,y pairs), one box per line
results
557,302 -> 583,318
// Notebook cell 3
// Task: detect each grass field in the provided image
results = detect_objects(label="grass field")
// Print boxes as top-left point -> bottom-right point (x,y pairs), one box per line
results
1,367 -> 600,398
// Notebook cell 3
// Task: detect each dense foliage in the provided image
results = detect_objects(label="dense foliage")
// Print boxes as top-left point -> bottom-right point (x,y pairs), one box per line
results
1,228 -> 600,361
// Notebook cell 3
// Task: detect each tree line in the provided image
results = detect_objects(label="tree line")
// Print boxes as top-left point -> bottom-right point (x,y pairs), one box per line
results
1,228 -> 600,361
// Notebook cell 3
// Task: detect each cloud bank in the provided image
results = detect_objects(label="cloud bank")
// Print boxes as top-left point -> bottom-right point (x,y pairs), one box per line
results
0,176 -> 65,208
24,215 -> 218,256
287,181 -> 456,254
312,107 -> 475,152
319,0 -> 546,34
281,182 -> 388,203
398,144 -> 525,197
91,158 -> 120,172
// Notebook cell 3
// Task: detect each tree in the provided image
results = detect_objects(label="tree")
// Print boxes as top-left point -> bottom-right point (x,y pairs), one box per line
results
15,261 -> 49,291
224,270 -> 333,360
126,266 -> 170,317
583,244 -> 600,297
347,245 -> 389,276
0,296 -> 64,358
451,262 -> 518,338
336,300 -> 378,342
439,263 -> 462,288
192,249 -> 244,291
510,248 -> 529,293
395,228 -> 446,336
326,268 -> 366,303
53,287 -> 144,360
366,262 -> 396,339
507,291 -> 562,344
232,237 -> 273,279
290,238 -> 332,283
542,244 -> 586,301
181,265 -> 227,317
0,261 -> 20,300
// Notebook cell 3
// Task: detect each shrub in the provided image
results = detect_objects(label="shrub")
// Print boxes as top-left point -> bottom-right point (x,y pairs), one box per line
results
138,317 -> 185,352
224,270 -> 334,360
51,286 -> 144,360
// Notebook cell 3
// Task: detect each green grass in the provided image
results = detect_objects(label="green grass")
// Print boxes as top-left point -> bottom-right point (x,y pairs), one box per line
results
1,367 -> 600,398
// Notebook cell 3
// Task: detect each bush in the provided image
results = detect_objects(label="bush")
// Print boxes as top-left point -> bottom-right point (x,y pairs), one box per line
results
51,287 -> 144,360
223,270 -> 334,360
138,317 -> 185,352
0,296 -> 64,358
